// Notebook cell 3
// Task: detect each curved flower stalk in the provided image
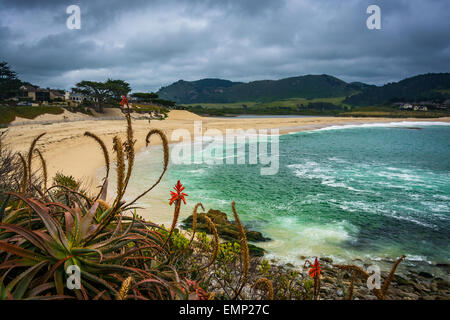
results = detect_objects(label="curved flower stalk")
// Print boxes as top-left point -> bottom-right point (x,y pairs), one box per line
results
124,128 -> 169,210
84,132 -> 110,202
253,278 -> 274,300
334,255 -> 406,300
26,133 -> 45,194
34,149 -> 47,197
188,203 -> 205,246
231,201 -> 249,300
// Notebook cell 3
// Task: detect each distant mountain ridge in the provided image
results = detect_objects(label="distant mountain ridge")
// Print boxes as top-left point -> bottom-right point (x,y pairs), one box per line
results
157,73 -> 450,106
343,73 -> 450,106
158,75 -> 362,104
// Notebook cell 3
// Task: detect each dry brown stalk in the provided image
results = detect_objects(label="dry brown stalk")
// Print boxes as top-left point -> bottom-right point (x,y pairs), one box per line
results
125,129 -> 169,209
97,199 -> 111,210
113,136 -> 125,207
334,254 -> 406,300
381,255 -> 406,296
17,153 -> 28,195
198,214 -> 219,270
117,276 -> 133,300
180,212 -> 219,275
231,201 -> 249,300
16,153 -> 28,210
84,132 -> 110,201
189,203 -> 205,246
26,133 -> 45,193
34,149 -> 47,194
123,111 -> 135,191
347,271 -> 356,300
253,278 -> 274,300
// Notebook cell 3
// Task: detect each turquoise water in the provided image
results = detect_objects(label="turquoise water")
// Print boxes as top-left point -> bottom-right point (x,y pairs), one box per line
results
163,122 -> 450,265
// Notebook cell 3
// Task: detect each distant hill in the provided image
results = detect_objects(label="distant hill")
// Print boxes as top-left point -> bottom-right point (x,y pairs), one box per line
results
158,73 -> 450,106
344,73 -> 450,106
158,75 -> 361,104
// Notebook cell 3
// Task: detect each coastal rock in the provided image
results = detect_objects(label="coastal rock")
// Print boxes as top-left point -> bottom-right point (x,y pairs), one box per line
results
183,209 -> 270,242
418,271 -> 433,279
394,275 -> 413,286
181,209 -> 268,256
320,257 -> 333,264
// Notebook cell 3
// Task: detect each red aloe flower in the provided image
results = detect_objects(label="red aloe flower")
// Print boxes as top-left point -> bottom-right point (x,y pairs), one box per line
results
309,257 -> 321,278
169,180 -> 188,205
120,94 -> 129,108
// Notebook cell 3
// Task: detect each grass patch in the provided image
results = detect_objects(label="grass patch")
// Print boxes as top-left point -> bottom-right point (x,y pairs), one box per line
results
183,99 -> 450,118
0,105 -> 64,124
181,97 -> 349,110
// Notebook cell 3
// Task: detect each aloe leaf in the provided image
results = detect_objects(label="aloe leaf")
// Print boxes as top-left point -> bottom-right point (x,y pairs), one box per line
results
26,282 -> 55,297
7,261 -> 48,299
0,194 -> 10,222
0,223 -> 50,253
0,241 -> 45,262
71,247 -> 103,263
80,269 -> 117,295
7,193 -> 70,251
12,263 -> 48,299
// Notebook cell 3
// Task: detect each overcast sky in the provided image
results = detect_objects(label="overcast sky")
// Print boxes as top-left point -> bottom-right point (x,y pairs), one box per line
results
1,0 -> 449,91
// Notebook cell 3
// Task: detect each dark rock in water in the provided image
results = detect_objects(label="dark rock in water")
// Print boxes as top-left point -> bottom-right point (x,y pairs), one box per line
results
394,275 -> 413,286
248,243 -> 266,257
436,263 -> 450,268
436,280 -> 450,291
320,257 -> 333,264
418,271 -> 433,279
182,209 -> 271,242
204,209 -> 229,225
181,208 -> 268,257
285,263 -> 295,268
219,241 -> 265,257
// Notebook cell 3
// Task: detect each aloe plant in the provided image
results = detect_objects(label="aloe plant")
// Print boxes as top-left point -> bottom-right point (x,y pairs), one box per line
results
0,190 -> 191,299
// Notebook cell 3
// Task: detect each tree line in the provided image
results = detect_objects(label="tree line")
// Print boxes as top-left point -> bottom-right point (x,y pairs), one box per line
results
0,61 -> 176,113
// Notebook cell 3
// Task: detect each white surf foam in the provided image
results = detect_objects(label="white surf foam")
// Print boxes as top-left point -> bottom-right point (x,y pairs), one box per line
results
314,121 -> 450,132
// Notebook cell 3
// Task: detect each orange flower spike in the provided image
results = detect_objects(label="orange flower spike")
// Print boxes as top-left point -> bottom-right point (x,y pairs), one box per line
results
308,257 -> 321,278
169,180 -> 188,205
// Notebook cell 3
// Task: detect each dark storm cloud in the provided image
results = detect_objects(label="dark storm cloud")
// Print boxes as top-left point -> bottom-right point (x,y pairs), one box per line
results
0,0 -> 449,91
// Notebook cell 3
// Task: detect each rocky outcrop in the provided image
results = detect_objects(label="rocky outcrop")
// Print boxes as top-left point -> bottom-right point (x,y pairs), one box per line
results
181,208 -> 269,256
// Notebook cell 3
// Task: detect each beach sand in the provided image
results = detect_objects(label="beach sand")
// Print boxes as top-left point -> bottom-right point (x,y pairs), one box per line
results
2,109 -> 450,222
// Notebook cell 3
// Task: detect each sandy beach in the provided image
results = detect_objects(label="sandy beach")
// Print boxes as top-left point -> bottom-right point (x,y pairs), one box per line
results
2,110 -> 450,197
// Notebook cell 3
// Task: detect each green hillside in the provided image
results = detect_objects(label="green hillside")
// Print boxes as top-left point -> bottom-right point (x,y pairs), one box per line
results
344,73 -> 450,106
158,75 -> 360,104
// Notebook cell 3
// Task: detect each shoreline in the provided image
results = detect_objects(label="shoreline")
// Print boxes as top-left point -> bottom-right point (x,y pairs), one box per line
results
3,111 -> 449,208
3,110 -> 449,192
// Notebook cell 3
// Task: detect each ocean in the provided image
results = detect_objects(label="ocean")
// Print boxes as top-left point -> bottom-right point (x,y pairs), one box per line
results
121,121 -> 450,271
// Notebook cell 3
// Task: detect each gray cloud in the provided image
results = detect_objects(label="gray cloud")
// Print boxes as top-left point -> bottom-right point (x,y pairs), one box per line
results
0,0 -> 449,91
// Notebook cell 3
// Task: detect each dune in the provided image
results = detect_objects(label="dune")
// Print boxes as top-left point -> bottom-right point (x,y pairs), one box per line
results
165,110 -> 203,120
